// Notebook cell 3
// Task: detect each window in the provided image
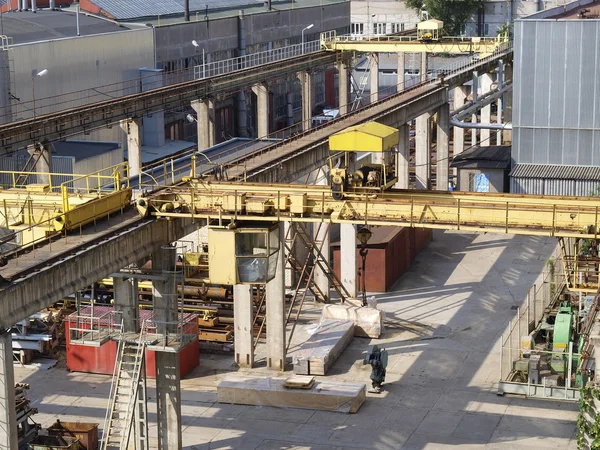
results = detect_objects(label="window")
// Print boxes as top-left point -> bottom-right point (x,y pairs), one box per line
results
469,173 -> 490,192
373,23 -> 386,35
484,23 -> 489,36
391,23 -> 401,34
351,23 -> 365,35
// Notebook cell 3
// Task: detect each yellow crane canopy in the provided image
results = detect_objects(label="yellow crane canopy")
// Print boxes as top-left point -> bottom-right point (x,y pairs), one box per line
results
328,122 -> 399,153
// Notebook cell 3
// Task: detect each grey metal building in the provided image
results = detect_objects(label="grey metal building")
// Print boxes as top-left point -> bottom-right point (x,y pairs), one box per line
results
511,18 -> 600,195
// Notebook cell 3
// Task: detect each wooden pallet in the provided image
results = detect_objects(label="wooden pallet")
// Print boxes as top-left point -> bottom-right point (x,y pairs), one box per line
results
199,325 -> 232,342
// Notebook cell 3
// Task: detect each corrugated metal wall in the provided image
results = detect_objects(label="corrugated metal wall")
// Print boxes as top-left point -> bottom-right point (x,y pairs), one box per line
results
513,20 -> 600,166
511,177 -> 600,196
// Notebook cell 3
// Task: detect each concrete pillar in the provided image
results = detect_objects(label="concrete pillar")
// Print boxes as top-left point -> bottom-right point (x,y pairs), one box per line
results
0,333 -> 18,450
415,112 -> 431,190
504,63 -> 513,143
453,85 -> 468,155
286,89 -> 294,127
336,61 -> 349,115
252,83 -> 269,137
480,72 -> 493,146
113,277 -> 139,333
234,284 -> 254,368
152,245 -> 177,335
436,103 -> 450,191
340,224 -> 357,299
394,124 -> 409,189
266,223 -> 285,371
314,168 -> 330,300
190,99 -> 215,150
120,118 -> 142,179
370,53 -> 379,103
420,52 -> 427,82
156,352 -> 182,450
471,73 -> 479,146
27,142 -> 52,186
397,52 -> 405,91
298,70 -> 313,131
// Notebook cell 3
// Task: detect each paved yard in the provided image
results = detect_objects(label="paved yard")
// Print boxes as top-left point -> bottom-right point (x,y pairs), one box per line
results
16,230 -> 579,449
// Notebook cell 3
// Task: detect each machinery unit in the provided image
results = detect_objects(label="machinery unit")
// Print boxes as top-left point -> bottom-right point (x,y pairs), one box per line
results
328,122 -> 399,200
417,19 -> 444,41
550,302 -> 575,373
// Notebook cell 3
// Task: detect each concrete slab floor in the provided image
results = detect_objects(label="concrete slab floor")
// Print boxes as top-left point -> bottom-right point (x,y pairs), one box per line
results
15,230 -> 579,449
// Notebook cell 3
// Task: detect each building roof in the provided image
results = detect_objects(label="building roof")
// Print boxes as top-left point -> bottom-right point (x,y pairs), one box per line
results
451,145 -> 511,170
0,10 -> 127,45
549,0 -> 600,19
52,140 -> 121,161
329,122 -> 399,153
88,0 -> 264,20
509,164 -> 600,180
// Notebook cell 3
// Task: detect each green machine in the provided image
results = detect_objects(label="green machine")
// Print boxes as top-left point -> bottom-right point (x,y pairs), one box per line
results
550,302 -> 575,373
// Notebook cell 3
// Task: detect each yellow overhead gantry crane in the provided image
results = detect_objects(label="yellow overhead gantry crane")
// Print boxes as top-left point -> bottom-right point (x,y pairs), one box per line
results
137,180 -> 600,293
320,20 -> 509,56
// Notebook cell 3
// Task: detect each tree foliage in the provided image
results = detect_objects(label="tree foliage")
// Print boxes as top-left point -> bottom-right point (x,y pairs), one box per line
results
405,0 -> 485,36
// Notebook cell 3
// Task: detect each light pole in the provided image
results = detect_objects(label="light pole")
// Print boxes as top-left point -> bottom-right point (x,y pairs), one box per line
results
302,24 -> 314,54
192,40 -> 206,78
31,68 -> 48,118
357,226 -> 372,306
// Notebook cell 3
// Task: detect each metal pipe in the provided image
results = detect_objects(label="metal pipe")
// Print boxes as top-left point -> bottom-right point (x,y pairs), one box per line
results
49,0 -> 55,10
184,0 -> 190,21
76,3 -> 80,36
451,82 -> 513,130
31,0 -> 36,13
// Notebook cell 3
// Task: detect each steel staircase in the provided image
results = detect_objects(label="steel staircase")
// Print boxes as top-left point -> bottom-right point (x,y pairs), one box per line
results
351,53 -> 375,111
101,323 -> 149,450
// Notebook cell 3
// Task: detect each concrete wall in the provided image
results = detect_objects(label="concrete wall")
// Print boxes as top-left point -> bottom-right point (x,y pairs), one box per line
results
513,20 -> 600,166
458,168 -> 506,193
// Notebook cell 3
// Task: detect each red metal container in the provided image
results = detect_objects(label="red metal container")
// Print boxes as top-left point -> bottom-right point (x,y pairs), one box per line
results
48,421 -> 98,450
333,226 -> 432,292
64,307 -> 199,378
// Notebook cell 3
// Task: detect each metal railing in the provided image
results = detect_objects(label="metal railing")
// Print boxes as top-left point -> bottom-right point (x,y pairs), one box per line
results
193,39 -> 322,79
321,30 -> 506,46
69,311 -> 122,344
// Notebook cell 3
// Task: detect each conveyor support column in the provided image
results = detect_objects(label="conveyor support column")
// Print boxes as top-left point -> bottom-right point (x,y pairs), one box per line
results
0,332 -> 17,450
420,52 -> 427,82
504,63 -> 513,142
337,61 -> 349,115
27,142 -> 52,186
252,83 -> 270,138
113,277 -> 139,333
152,245 -> 182,450
234,284 -> 254,368
480,72 -> 494,146
191,99 -> 215,150
453,85 -> 468,155
266,223 -> 286,370
394,124 -> 409,189
341,224 -> 357,299
298,70 -> 313,131
397,52 -> 405,91
415,112 -> 431,190
314,168 -> 330,300
370,53 -> 379,104
437,103 -> 450,191
120,118 -> 142,179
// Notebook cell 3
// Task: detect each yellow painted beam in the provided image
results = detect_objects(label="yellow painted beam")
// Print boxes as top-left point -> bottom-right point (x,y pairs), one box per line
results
320,34 -> 506,54
137,181 -> 600,239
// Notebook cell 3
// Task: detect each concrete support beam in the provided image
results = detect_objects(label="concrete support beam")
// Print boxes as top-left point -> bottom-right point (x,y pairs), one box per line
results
336,61 -> 349,115
234,284 -> 254,368
156,352 -> 182,450
420,52 -> 427,82
266,223 -> 286,371
471,72 -> 479,147
0,333 -> 17,450
340,224 -> 357,299
252,83 -> 269,138
190,99 -> 215,150
436,103 -> 450,191
415,112 -> 431,190
113,277 -> 139,333
152,245 -> 178,335
27,142 -> 52,186
286,89 -> 294,127
394,124 -> 410,189
298,71 -> 313,131
504,63 -> 513,143
453,85 -> 468,156
120,118 -> 142,179
370,53 -> 379,104
480,72 -> 493,146
397,52 -> 405,91
314,168 -> 330,300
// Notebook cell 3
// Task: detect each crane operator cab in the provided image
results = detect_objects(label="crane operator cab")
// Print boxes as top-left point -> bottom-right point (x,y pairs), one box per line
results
417,19 -> 444,42
328,122 -> 399,200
